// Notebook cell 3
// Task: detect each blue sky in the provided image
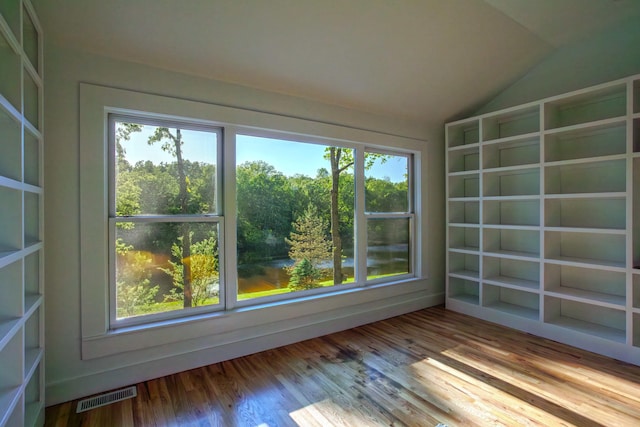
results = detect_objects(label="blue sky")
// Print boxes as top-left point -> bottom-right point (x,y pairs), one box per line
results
120,125 -> 217,165
120,125 -> 407,182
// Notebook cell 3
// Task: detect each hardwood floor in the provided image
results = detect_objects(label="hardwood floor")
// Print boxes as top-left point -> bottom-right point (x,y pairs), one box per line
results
45,306 -> 640,426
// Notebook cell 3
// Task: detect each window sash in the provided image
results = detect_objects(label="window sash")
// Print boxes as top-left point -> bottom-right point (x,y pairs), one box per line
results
358,150 -> 415,283
108,216 -> 225,328
108,113 -> 224,217
363,150 -> 414,215
364,214 -> 415,283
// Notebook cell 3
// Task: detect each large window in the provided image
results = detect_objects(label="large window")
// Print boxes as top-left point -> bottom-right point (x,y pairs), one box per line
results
107,114 -> 416,327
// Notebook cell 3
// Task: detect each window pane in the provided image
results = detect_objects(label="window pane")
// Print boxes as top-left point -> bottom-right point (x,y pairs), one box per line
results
114,221 -> 220,320
365,153 -> 409,212
114,119 -> 218,216
367,218 -> 410,280
236,135 -> 354,300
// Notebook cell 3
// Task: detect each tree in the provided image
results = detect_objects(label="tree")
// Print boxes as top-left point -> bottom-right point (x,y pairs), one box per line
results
285,204 -> 332,269
114,123 -> 143,225
236,161 -> 294,264
161,232 -> 219,307
115,172 -> 142,218
130,163 -> 178,215
115,122 -> 142,174
327,147 -> 354,284
148,127 -> 195,307
365,177 -> 408,213
288,173 -> 329,222
288,258 -> 321,291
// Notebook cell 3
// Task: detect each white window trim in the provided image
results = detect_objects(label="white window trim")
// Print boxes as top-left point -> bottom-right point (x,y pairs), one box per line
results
79,83 -> 426,360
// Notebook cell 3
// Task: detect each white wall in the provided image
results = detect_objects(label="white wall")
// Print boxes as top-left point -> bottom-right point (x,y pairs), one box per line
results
474,17 -> 640,115
43,44 -> 445,405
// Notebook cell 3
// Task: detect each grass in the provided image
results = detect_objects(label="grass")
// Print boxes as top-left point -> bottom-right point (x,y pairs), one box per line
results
237,288 -> 291,300
237,276 -> 356,300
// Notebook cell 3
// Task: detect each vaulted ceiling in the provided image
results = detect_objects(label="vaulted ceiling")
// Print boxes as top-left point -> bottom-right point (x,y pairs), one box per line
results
33,0 -> 640,124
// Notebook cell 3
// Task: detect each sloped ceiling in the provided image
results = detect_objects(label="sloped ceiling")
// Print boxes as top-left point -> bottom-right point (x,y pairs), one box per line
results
484,0 -> 640,47
32,0 -> 640,124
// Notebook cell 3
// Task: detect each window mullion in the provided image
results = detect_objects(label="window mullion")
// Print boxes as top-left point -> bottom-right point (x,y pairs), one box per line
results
412,153 -> 421,278
108,218 -> 117,326
364,212 -> 413,219
355,148 -> 367,284
408,153 -> 414,214
112,215 -> 222,223
223,126 -> 239,310
216,127 -> 224,215
108,114 -> 117,217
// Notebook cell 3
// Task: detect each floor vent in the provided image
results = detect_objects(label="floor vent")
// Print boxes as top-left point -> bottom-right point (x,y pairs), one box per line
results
76,386 -> 137,413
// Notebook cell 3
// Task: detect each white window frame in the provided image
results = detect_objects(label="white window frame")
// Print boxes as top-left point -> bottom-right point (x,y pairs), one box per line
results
362,149 -> 415,285
107,114 -> 225,328
79,83 -> 425,360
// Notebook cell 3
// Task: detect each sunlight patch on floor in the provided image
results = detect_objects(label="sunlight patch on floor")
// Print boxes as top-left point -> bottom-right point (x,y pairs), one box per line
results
288,398 -> 343,426
411,355 -> 572,426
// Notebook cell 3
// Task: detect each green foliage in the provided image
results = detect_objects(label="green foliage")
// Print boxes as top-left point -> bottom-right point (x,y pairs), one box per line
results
117,160 -> 216,216
115,123 -> 143,229
336,172 -> 355,246
288,173 -> 330,222
236,161 -> 293,264
286,205 -> 332,268
288,258 -> 321,291
115,238 -> 159,318
115,172 -> 142,217
161,232 -> 219,307
365,176 -> 408,212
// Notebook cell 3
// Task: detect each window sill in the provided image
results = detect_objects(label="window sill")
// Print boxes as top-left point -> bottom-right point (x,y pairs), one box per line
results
81,276 -> 429,360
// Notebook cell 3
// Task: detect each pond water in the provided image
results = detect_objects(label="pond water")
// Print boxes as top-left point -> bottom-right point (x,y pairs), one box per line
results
238,244 -> 409,294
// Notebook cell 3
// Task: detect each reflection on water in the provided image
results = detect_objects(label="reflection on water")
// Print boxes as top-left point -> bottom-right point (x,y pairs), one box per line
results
367,244 -> 410,278
238,244 -> 409,295
237,257 -> 353,294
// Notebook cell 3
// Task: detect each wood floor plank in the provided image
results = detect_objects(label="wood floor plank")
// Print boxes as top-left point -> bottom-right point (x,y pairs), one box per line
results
45,307 -> 640,426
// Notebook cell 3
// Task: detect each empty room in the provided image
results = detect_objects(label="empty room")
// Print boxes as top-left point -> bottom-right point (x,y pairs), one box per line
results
1,0 -> 640,426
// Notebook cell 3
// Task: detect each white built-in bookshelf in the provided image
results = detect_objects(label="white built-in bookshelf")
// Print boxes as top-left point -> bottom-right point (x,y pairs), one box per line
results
0,1 -> 44,426
446,74 -> 640,365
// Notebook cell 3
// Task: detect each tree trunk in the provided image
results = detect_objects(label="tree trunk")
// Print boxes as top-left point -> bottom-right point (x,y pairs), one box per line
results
330,147 -> 343,284
174,129 -> 192,307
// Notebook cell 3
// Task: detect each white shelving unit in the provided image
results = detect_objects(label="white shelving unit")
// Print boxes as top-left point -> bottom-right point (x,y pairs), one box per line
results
0,1 -> 44,426
446,74 -> 640,366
